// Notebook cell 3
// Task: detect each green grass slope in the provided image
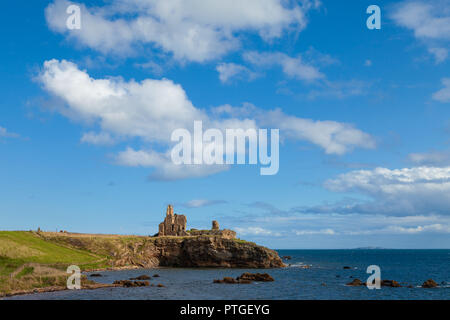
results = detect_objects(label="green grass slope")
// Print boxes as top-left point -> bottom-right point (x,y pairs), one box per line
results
0,231 -> 107,295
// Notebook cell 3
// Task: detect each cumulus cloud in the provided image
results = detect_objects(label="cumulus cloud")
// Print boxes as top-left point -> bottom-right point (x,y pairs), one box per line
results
81,131 -> 116,145
408,151 -> 450,166
243,50 -> 369,99
258,108 -> 376,155
214,103 -> 376,155
294,228 -> 335,235
348,224 -> 450,235
216,63 -> 258,84
37,59 -> 374,180
180,199 -> 227,208
0,126 -> 19,139
433,78 -> 450,102
323,166 -> 450,216
235,226 -> 281,237
428,47 -> 449,64
391,1 -> 450,63
116,148 -> 229,180
45,0 -> 316,62
244,51 -> 324,82
38,59 -> 206,143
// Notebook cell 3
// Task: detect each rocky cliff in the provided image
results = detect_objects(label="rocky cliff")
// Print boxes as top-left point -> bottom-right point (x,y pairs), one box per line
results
39,233 -> 285,269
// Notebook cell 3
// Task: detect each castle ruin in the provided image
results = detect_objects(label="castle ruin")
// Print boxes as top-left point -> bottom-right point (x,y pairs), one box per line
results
157,205 -> 236,239
158,205 -> 187,236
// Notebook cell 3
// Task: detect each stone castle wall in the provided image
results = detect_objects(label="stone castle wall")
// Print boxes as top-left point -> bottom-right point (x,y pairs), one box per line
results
188,229 -> 236,239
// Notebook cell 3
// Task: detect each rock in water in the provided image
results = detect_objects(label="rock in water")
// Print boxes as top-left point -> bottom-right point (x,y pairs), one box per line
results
346,279 -> 364,286
422,279 -> 438,288
130,275 -> 151,280
237,272 -> 274,282
381,280 -> 402,287
113,280 -> 150,287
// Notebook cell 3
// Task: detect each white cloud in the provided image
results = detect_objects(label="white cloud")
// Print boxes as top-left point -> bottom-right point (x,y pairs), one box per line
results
216,63 -> 258,84
115,147 -> 229,181
306,79 -> 370,100
257,108 -> 376,155
433,78 -> 450,102
0,126 -> 19,139
244,51 -> 324,82
46,0 -> 316,62
408,151 -> 450,166
38,59 -> 374,180
243,51 -> 369,99
81,132 -> 116,145
294,228 -> 335,235
180,199 -> 227,208
428,47 -> 449,63
345,224 -> 450,235
324,166 -> 450,216
134,61 -> 164,75
392,1 -> 450,63
38,59 -> 206,143
235,226 -> 281,237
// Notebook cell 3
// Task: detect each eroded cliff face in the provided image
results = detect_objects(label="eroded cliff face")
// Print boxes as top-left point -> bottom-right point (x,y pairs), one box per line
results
39,233 -> 285,269
156,236 -> 284,268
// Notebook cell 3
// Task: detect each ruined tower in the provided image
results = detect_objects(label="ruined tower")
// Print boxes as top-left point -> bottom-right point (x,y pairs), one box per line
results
158,205 -> 187,236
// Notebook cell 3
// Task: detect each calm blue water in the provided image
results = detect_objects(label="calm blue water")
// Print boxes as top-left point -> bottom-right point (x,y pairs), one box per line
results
6,250 -> 450,300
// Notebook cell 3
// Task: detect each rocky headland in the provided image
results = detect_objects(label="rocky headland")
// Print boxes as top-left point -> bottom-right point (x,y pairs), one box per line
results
39,232 -> 284,269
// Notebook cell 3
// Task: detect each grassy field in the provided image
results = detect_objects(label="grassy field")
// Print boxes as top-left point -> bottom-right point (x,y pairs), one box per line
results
0,231 -> 108,295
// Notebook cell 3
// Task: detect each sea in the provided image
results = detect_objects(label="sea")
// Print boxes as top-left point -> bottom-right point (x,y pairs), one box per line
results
6,249 -> 449,300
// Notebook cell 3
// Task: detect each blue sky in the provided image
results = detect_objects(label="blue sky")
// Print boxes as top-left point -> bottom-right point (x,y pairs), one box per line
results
1,0 -> 450,249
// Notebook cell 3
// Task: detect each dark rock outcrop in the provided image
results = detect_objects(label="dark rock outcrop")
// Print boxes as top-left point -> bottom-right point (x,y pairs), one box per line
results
237,272 -> 274,282
346,279 -> 364,286
113,280 -> 150,287
381,280 -> 402,287
214,272 -> 274,284
130,275 -> 151,280
347,279 -> 403,287
422,279 -> 438,288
